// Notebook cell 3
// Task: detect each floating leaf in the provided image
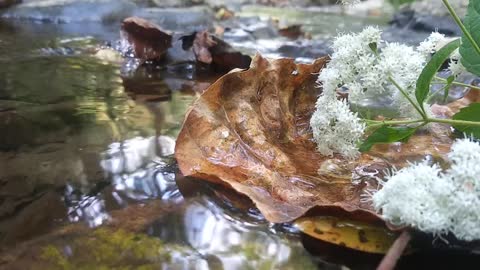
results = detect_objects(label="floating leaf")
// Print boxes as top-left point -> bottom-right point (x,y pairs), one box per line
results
452,103 -> 480,138
295,216 -> 398,254
416,39 -> 461,107
359,126 -> 418,152
459,1 -> 480,77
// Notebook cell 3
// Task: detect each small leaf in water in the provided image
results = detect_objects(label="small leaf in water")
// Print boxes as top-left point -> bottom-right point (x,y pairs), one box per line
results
452,103 -> 480,138
295,216 -> 398,254
359,126 -> 418,152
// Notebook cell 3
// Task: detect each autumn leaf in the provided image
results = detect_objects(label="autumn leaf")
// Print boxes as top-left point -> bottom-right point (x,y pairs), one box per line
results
175,54 -> 457,225
121,17 -> 172,61
295,216 -> 398,254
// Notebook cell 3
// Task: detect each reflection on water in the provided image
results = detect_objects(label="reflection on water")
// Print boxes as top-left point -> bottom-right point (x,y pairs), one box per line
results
101,135 -> 182,203
64,184 -> 110,227
148,197 -> 319,270
0,13 -> 386,270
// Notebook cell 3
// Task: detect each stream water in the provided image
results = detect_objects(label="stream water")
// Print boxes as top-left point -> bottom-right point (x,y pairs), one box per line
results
1,2 -> 479,270
0,12 -> 342,270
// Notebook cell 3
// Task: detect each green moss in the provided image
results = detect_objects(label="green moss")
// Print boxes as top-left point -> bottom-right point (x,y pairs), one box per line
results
40,228 -> 171,270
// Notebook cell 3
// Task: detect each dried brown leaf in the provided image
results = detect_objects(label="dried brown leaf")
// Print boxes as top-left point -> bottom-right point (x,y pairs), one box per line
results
121,17 -> 172,61
175,55 -> 458,224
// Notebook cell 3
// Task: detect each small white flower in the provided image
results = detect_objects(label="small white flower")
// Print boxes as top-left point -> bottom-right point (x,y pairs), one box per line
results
448,49 -> 467,77
358,26 -> 383,46
310,95 -> 366,160
372,138 -> 480,241
417,32 -> 447,57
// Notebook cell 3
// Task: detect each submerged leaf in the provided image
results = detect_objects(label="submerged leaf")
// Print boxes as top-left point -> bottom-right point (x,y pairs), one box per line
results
295,216 -> 398,254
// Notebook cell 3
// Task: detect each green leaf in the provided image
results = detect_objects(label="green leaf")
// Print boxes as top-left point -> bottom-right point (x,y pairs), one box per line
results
459,1 -> 480,76
368,42 -> 378,54
359,126 -> 417,152
452,103 -> 480,138
416,39 -> 461,107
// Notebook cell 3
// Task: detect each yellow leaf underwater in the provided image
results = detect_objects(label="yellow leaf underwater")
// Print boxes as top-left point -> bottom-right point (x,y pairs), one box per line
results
295,216 -> 398,254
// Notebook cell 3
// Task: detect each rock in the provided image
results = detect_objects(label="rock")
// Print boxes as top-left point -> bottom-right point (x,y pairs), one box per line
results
276,40 -> 331,60
151,0 -> 204,7
411,0 -> 468,18
183,31 -> 252,72
94,48 -> 123,65
390,8 -> 461,36
121,17 -> 173,61
0,0 -> 20,9
385,0 -> 463,46
278,25 -> 304,40
132,6 -> 214,33
1,0 -> 136,23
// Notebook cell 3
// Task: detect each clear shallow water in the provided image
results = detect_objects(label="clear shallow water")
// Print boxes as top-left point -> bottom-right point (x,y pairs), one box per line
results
1,7 -> 479,269
0,19 -> 338,269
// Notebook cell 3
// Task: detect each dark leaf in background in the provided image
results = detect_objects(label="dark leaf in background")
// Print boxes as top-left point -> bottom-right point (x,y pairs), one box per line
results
121,17 -> 172,61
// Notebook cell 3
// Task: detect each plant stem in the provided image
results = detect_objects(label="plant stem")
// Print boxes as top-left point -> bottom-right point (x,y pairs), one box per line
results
388,76 -> 426,118
434,76 -> 480,91
366,119 -> 425,127
367,117 -> 480,129
428,117 -> 480,127
378,231 -> 412,270
442,0 -> 480,56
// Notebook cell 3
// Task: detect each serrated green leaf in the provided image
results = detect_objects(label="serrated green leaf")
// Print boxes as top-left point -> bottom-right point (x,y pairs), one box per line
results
416,39 -> 461,107
459,1 -> 480,76
452,103 -> 480,138
359,126 -> 417,152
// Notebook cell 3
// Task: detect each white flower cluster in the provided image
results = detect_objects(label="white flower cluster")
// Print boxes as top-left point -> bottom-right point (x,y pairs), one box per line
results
317,26 -> 427,119
311,27 -> 426,159
417,32 -> 447,57
372,138 -> 480,241
310,95 -> 366,160
310,29 -> 467,159
417,32 -> 467,77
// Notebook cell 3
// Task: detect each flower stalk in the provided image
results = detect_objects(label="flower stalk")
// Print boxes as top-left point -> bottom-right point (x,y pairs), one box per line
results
433,76 -> 480,91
